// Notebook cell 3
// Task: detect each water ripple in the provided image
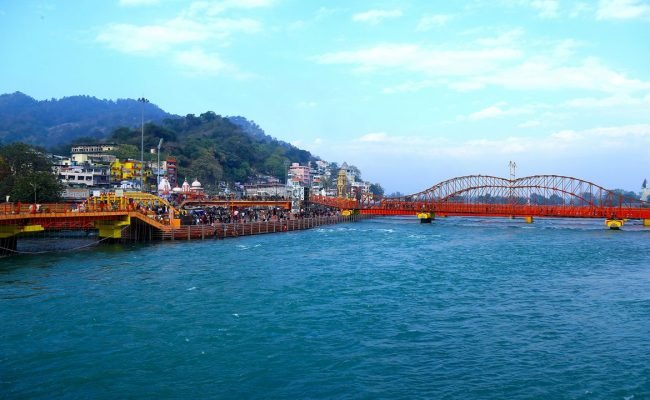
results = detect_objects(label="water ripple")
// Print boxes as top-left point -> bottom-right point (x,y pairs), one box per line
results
1,218 -> 650,399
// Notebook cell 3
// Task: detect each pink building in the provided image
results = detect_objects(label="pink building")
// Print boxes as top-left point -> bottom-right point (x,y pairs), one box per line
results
288,162 -> 311,187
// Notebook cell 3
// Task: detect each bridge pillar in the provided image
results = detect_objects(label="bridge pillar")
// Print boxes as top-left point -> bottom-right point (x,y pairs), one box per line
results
524,216 -> 534,224
605,219 -> 624,230
0,236 -> 17,256
0,225 -> 44,256
417,212 -> 434,223
95,217 -> 131,239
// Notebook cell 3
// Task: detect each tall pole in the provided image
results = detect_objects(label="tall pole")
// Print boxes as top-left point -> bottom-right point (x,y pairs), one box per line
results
157,138 -> 164,189
138,97 -> 149,191
509,160 -> 517,206
29,182 -> 37,205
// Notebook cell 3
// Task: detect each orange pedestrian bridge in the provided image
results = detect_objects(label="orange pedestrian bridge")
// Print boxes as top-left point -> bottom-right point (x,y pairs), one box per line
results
311,174 -> 650,228
0,192 -> 318,255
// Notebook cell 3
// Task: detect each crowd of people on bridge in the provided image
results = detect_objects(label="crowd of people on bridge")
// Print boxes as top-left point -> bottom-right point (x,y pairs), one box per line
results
181,205 -> 340,226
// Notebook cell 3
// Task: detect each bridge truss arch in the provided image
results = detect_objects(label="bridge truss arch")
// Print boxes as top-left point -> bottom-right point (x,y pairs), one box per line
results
388,175 -> 644,208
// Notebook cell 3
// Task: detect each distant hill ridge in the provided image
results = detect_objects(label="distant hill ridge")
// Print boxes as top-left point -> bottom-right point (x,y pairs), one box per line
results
0,92 -> 316,186
0,92 -> 172,147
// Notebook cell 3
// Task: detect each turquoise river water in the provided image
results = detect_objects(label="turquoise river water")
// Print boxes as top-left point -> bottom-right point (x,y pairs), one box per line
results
1,217 -> 649,399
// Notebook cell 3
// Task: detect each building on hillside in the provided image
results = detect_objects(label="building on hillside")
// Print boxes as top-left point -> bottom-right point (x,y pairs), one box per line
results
287,162 -> 311,187
314,160 -> 329,174
166,157 -> 178,188
311,175 -> 322,192
351,181 -> 370,200
70,143 -> 117,165
57,165 -> 110,187
70,143 -> 118,154
110,159 -> 148,185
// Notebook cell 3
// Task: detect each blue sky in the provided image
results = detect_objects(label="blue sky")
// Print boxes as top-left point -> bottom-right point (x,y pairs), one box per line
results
1,0 -> 649,193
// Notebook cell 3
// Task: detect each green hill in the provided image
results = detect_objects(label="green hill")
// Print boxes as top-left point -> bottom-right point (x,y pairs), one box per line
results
0,92 -> 171,147
0,92 -> 317,189
107,112 -> 313,188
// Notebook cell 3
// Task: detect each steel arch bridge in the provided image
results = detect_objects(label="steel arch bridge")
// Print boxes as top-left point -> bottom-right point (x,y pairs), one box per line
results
310,175 -> 650,222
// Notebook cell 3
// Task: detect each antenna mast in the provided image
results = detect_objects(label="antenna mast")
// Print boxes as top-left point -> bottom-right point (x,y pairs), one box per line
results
509,161 -> 517,181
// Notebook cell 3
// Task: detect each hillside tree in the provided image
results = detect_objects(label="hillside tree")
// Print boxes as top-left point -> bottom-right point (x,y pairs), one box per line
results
0,142 -> 63,202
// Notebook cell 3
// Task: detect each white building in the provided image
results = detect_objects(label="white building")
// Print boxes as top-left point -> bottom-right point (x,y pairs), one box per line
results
57,165 -> 110,187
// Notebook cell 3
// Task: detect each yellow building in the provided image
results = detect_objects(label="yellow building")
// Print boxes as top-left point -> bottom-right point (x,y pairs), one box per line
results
110,159 -> 150,183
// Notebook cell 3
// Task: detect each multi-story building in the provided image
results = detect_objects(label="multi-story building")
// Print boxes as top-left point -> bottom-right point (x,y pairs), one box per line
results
70,143 -> 117,165
166,157 -> 178,188
57,165 -> 110,187
70,143 -> 117,154
287,162 -> 311,187
110,159 -> 148,186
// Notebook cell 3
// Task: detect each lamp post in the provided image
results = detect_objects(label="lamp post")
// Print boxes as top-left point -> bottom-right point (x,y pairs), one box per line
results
138,97 -> 149,191
157,138 -> 164,189
28,182 -> 37,204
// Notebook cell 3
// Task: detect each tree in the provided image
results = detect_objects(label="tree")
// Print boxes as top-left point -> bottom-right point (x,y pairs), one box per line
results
0,142 -> 63,202
347,165 -> 362,181
112,144 -> 140,160
328,162 -> 339,175
369,183 -> 384,196
187,154 -> 224,191
319,175 -> 333,191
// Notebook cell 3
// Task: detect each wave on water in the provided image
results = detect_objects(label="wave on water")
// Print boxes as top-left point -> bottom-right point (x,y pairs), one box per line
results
3,218 -> 650,400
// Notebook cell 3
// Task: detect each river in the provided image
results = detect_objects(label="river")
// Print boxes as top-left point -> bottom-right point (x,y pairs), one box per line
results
1,217 -> 649,399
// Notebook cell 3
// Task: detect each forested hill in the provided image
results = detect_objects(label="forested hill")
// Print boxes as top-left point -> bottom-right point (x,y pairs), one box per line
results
0,91 -> 315,187
0,92 -> 171,147
108,112 -> 313,187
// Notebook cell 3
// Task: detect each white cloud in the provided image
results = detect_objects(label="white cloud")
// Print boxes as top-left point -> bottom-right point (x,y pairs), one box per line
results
174,48 -> 234,76
97,2 -> 267,78
467,103 -> 534,120
352,9 -> 402,24
416,14 -> 452,31
97,16 -> 261,55
383,80 -> 438,94
317,38 -> 650,96
477,0 -> 559,18
570,2 -> 593,17
530,0 -> 559,17
315,44 -> 521,76
183,0 -> 273,17
119,0 -> 159,6
596,0 -> 650,20
459,58 -> 650,94
358,132 -> 390,142
551,130 -> 584,141
469,105 -> 507,120
565,93 -> 650,108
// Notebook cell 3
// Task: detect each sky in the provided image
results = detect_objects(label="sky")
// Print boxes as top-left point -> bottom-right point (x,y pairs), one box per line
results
1,0 -> 649,194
